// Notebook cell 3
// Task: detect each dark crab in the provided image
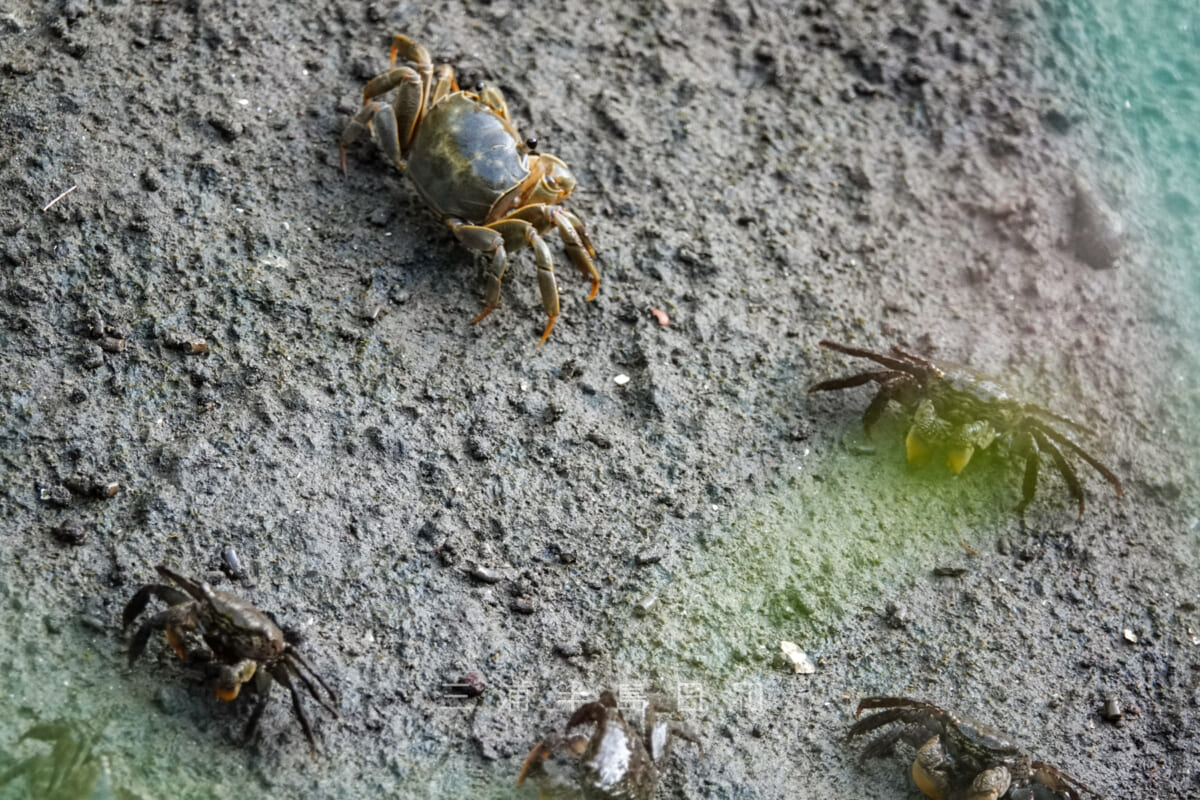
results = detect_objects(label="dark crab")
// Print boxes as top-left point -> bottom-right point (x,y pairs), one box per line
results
809,340 -> 1123,515
517,690 -> 698,799
122,565 -> 338,751
848,697 -> 1094,800
341,34 -> 599,344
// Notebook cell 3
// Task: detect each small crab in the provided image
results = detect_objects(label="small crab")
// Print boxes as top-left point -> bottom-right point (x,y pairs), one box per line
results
848,697 -> 1094,800
341,34 -> 599,344
809,340 -> 1123,515
0,720 -> 139,800
517,690 -> 698,800
122,565 -> 338,751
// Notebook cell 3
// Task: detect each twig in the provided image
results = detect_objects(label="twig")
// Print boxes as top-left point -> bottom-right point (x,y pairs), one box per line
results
41,184 -> 78,212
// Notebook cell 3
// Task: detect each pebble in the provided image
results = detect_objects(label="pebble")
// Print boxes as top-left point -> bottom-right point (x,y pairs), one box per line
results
468,565 -> 502,584
459,671 -> 487,698
780,641 -> 816,674
1101,695 -> 1122,722
40,485 -> 71,507
633,594 -> 657,617
222,546 -> 245,579
50,520 -> 87,545
510,597 -> 535,614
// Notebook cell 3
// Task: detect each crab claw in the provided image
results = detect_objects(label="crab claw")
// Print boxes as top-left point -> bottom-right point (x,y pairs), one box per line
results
946,445 -> 974,475
905,427 -> 932,466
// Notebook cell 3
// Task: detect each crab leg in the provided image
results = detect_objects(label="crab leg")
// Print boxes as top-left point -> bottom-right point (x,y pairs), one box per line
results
121,583 -> 190,629
1015,429 -> 1042,514
452,218 -> 561,345
808,369 -> 895,394
268,663 -> 319,753
430,64 -> 458,107
242,668 -> 273,745
1031,760 -> 1092,800
864,375 -> 920,433
1032,428 -> 1085,517
388,34 -> 433,118
508,204 -> 599,301
818,341 -> 924,374
282,654 -> 340,716
1033,423 -> 1123,499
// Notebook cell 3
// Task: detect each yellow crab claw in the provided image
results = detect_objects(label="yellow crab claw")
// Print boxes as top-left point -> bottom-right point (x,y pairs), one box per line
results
912,759 -> 946,800
947,445 -> 975,475
214,684 -> 242,702
905,427 -> 931,465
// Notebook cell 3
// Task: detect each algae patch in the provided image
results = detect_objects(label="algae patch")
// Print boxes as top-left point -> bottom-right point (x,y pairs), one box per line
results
620,424 -> 1024,683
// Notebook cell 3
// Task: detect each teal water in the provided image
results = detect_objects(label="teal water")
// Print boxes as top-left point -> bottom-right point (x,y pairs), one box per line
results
1046,1 -> 1200,286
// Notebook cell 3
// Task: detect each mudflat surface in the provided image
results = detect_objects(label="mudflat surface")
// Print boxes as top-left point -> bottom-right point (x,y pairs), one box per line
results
2,0 -> 1198,797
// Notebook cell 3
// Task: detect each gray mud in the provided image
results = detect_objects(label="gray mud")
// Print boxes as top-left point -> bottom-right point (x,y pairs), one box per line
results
2,0 -> 1199,797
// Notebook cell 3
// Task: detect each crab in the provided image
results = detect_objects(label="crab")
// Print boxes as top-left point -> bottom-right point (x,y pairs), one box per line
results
808,340 -> 1123,515
848,696 -> 1094,800
516,690 -> 699,799
340,34 -> 599,345
122,565 -> 338,751
0,720 -> 140,800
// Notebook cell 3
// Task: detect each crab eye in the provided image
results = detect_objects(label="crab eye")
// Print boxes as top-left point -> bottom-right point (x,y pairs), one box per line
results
474,81 -> 485,91
525,137 -> 538,152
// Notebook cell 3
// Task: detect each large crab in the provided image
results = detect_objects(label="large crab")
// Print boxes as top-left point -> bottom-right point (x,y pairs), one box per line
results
341,34 -> 599,344
848,697 -> 1094,800
809,340 -> 1123,515
122,565 -> 338,751
517,690 -> 698,799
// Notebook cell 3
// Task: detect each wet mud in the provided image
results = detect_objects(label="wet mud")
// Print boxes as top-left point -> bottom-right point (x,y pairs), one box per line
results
1,0 -> 1198,797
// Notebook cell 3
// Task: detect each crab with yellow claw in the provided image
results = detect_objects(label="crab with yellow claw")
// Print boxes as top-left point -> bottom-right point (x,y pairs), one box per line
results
341,34 -> 599,345
517,690 -> 699,799
122,565 -> 339,751
809,340 -> 1123,515
848,696 -> 1094,800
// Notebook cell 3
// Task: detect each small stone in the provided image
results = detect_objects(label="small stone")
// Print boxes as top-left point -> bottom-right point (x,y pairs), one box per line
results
613,374 -> 630,386
553,641 -> 582,658
884,601 -> 908,629
633,594 -> 657,617
221,546 -> 245,579
1071,176 -> 1123,270
51,520 -> 87,545
459,672 -> 487,698
78,614 -> 106,633
1101,695 -> 1122,722
1122,628 -> 1137,644
40,485 -> 71,507
648,308 -> 670,326
93,481 -> 120,499
468,565 -> 502,584
43,615 -> 63,634
81,345 -> 104,369
635,549 -> 664,566
140,167 -> 161,192
780,641 -> 816,674
99,336 -> 126,354
510,597 -> 535,615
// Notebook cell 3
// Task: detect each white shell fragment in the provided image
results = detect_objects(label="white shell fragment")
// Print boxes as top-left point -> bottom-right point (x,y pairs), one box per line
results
1122,628 -> 1137,644
780,641 -> 816,674
613,374 -> 630,386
